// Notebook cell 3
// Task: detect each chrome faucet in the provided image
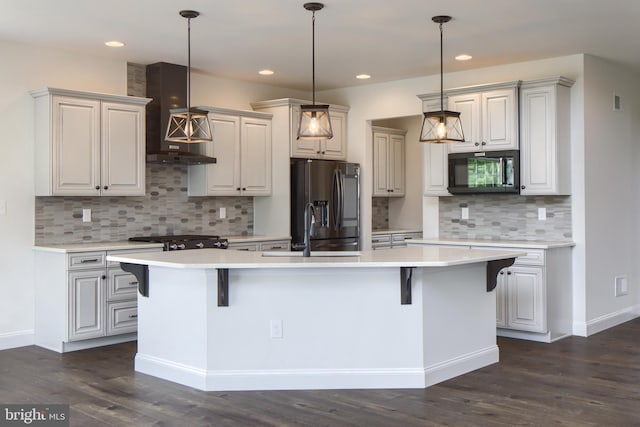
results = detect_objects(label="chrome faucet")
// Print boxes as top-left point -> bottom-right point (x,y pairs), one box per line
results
303,202 -> 316,257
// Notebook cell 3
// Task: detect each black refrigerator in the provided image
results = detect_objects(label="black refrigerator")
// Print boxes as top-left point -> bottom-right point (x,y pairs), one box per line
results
290,158 -> 360,251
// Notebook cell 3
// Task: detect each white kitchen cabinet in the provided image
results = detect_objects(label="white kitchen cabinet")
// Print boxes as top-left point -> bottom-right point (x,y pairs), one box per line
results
519,77 -> 574,195
251,98 -> 349,161
372,231 -> 422,249
372,126 -> 406,197
496,264 -> 545,332
31,87 -> 149,196
188,108 -> 272,197
446,82 -> 520,153
371,233 -> 392,249
228,239 -> 291,252
34,245 -> 161,352
418,94 -> 451,196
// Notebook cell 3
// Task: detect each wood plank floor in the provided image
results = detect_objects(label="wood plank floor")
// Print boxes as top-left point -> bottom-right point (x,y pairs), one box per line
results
1,319 -> 639,426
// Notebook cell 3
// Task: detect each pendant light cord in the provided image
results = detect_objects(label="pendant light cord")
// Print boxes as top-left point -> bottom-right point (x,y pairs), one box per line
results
439,21 -> 444,113
311,10 -> 316,105
187,15 -> 192,111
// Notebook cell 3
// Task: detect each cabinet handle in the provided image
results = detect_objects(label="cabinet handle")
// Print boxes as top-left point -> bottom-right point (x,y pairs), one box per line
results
316,150 -> 321,154
236,187 -> 241,191
95,186 -> 100,190
242,188 -> 246,191
321,151 -> 325,155
129,281 -> 138,285
474,142 -> 480,146
80,258 -> 99,263
129,314 -> 138,319
521,185 -> 526,190
499,271 -> 504,275
481,141 -> 486,146
507,271 -> 512,275
103,186 -> 109,190
102,275 -> 106,280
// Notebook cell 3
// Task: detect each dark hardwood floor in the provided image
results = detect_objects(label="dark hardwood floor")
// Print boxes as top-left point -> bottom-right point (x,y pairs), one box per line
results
1,319 -> 639,426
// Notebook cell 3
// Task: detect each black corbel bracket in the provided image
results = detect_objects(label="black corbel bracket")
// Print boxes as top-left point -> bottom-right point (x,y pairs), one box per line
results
486,258 -> 516,292
400,267 -> 415,305
218,269 -> 229,306
121,263 -> 149,297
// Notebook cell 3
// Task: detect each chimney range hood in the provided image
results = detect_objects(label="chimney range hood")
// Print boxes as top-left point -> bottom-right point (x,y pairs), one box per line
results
145,62 -> 216,165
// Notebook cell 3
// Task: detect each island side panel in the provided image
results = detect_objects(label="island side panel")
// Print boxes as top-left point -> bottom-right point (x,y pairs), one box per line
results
417,262 -> 499,386
136,266 -> 428,391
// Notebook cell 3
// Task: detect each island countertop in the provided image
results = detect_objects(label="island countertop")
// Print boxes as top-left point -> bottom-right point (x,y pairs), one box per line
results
107,245 -> 526,270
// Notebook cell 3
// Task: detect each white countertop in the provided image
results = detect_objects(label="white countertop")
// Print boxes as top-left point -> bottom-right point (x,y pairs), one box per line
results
107,246 -> 525,270
410,238 -> 575,250
33,241 -> 164,253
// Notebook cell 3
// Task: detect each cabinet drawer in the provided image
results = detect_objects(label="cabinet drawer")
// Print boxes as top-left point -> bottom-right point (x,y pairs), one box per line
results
68,252 -> 106,270
259,241 -> 290,251
228,242 -> 259,251
513,249 -> 545,266
107,268 -> 139,301
372,234 -> 391,249
107,301 -> 137,335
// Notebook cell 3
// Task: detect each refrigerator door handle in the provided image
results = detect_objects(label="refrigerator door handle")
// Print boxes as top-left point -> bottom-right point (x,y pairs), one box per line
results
332,169 -> 344,230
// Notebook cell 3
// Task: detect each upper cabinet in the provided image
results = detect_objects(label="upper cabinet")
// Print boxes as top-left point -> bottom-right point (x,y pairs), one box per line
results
251,98 -> 349,160
188,108 -> 272,197
447,81 -> 520,153
31,88 -> 150,196
418,95 -> 451,197
519,77 -> 574,195
372,126 -> 406,197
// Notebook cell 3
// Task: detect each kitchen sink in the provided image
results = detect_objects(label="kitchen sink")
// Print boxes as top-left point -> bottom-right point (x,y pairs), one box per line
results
261,251 -> 362,257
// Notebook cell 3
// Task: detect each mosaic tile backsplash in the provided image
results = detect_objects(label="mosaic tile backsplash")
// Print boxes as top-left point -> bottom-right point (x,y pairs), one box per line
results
371,198 -> 389,231
35,166 -> 254,244
439,195 -> 572,241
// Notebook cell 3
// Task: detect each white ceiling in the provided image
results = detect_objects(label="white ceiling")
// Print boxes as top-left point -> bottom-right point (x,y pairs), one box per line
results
2,0 -> 640,91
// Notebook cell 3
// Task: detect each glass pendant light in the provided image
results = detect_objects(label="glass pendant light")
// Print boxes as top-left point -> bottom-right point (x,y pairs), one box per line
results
420,15 -> 465,144
297,2 -> 333,140
165,10 -> 213,144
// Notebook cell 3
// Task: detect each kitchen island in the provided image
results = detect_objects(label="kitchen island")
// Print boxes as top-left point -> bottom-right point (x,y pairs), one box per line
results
107,246 -> 524,391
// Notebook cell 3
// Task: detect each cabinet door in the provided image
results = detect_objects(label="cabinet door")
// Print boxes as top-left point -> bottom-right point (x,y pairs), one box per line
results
423,143 -> 450,196
68,270 -> 105,341
373,132 -> 390,196
107,300 -> 138,336
482,89 -> 518,150
240,117 -> 272,196
321,110 -> 347,160
101,102 -> 146,196
447,93 -> 481,152
506,266 -> 546,332
520,86 -> 556,195
107,268 -> 139,301
52,96 -> 101,195
206,114 -> 242,195
290,105 -> 320,158
389,133 -> 405,196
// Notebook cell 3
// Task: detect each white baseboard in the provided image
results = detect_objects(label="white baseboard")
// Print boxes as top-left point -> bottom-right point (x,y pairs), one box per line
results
573,305 -> 640,337
135,346 -> 499,392
0,330 -> 35,350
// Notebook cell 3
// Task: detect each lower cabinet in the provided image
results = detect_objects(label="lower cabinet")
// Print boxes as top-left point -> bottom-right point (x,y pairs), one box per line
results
35,246 -> 160,352
495,264 -> 545,332
372,231 -> 422,249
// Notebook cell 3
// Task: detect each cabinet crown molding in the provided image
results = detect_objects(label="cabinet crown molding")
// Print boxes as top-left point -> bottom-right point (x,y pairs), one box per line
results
520,76 -> 575,89
29,87 -> 151,105
371,126 -> 407,135
200,106 -> 272,120
417,80 -> 522,100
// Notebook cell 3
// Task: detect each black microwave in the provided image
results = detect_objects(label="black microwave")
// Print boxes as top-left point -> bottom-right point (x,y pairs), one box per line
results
448,150 -> 520,194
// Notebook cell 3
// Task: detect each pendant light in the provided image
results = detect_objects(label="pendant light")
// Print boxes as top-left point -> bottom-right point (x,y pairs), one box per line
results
297,2 -> 333,140
165,10 -> 213,144
420,15 -> 465,144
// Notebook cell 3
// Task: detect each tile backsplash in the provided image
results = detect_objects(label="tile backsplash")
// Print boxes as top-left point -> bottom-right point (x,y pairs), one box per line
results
35,166 -> 253,244
439,195 -> 572,241
371,198 -> 389,231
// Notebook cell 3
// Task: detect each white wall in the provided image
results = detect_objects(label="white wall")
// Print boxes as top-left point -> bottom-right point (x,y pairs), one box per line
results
577,55 -> 640,335
0,40 -> 308,349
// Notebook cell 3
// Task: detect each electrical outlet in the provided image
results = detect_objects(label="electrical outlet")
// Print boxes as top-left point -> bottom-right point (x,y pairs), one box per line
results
461,207 -> 469,220
219,207 -> 226,219
82,208 -> 91,223
270,320 -> 283,339
538,207 -> 547,221
614,276 -> 628,297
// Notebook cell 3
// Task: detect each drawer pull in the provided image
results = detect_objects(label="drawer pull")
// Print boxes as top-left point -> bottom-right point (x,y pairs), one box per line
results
129,314 -> 138,319
129,281 -> 139,285
80,258 -> 99,263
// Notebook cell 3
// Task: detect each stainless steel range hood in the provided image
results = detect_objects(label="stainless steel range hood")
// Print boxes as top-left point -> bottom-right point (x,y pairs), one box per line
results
145,62 -> 216,165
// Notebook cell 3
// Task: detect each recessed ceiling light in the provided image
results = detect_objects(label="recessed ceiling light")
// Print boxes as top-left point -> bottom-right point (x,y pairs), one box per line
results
259,69 -> 275,76
105,40 -> 125,48
455,54 -> 472,61
356,74 -> 371,80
